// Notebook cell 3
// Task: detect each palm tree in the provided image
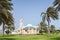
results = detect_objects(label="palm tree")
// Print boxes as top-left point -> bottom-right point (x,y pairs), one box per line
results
0,0 -> 14,36
0,11 -> 14,36
53,0 -> 60,11
41,7 -> 59,35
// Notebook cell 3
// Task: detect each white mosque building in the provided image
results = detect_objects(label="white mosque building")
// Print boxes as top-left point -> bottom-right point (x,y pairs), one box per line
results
12,18 -> 39,34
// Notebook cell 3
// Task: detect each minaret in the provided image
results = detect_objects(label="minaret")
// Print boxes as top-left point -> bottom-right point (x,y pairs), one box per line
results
20,18 -> 24,29
20,18 -> 24,34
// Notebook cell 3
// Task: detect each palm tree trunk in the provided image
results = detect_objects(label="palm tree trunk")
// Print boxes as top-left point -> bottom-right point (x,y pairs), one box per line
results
47,21 -> 50,35
3,23 -> 5,36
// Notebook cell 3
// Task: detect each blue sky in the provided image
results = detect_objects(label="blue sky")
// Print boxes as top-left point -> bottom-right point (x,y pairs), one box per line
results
10,0 -> 60,29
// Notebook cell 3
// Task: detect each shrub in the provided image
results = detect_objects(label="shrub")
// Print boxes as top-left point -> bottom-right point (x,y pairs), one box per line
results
5,29 -> 10,35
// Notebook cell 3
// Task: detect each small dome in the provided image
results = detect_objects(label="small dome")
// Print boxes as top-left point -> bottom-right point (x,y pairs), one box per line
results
24,24 -> 34,28
27,24 -> 32,26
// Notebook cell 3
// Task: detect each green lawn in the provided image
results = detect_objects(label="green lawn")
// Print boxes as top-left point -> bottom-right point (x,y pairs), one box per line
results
0,34 -> 60,40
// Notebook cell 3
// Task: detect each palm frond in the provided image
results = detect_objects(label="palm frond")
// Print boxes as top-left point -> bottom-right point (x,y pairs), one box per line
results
53,0 -> 60,11
41,12 -> 46,22
53,0 -> 58,6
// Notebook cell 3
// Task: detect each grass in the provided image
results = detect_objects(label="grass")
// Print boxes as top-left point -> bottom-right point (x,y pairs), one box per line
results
0,33 -> 60,40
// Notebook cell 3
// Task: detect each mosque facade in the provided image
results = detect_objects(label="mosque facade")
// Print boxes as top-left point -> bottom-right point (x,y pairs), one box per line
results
12,18 -> 39,34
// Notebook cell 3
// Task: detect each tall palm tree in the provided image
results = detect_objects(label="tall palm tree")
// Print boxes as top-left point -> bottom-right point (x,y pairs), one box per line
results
53,0 -> 60,11
0,0 -> 14,36
41,7 -> 59,35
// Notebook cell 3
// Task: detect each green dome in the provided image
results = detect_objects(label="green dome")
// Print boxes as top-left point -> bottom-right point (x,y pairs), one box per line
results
24,24 -> 35,29
25,26 -> 34,28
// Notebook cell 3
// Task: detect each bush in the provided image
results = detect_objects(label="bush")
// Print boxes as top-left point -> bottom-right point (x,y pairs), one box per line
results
5,29 -> 10,35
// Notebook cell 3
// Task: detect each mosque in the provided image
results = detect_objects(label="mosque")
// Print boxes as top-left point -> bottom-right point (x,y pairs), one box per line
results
12,18 -> 39,34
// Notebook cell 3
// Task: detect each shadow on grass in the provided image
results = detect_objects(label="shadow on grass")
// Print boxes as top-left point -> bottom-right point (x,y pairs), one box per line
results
50,37 -> 60,40
0,38 -> 15,40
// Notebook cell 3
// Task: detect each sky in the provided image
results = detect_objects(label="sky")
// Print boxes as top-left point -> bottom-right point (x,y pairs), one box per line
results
1,0 -> 59,30
11,0 -> 60,29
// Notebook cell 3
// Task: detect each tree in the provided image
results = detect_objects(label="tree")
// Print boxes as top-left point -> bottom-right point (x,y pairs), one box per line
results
41,7 -> 59,35
0,11 -> 14,36
53,0 -> 60,11
0,0 -> 14,36
39,21 -> 47,34
5,12 -> 14,32
50,25 -> 56,33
